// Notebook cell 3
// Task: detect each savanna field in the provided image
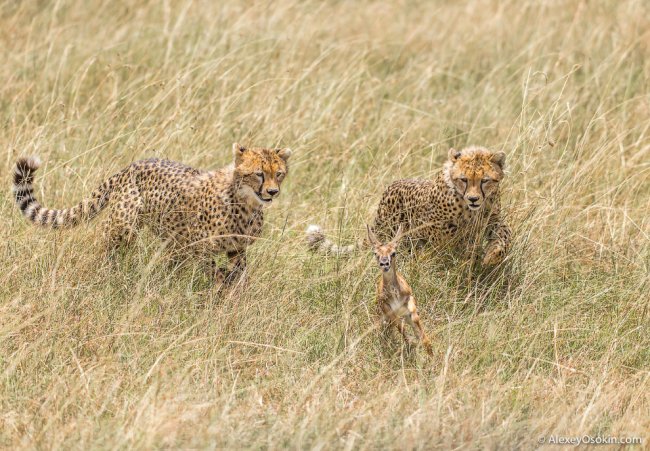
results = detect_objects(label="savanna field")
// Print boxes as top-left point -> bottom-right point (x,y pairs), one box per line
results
1,0 -> 649,449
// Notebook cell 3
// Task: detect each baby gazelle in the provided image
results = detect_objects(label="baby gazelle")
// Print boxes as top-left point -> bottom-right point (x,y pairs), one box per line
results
368,225 -> 433,355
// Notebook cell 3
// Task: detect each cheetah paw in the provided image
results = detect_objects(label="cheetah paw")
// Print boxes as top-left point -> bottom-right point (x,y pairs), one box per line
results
482,246 -> 505,266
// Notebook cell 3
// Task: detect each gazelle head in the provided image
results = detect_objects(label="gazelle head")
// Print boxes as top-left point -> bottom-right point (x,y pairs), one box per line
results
367,225 -> 403,272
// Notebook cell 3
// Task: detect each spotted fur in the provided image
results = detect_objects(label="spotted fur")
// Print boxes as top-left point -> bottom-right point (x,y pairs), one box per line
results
307,146 -> 511,266
13,143 -> 292,284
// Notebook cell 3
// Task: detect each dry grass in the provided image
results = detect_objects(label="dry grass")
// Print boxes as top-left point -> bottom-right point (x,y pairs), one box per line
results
1,0 -> 649,449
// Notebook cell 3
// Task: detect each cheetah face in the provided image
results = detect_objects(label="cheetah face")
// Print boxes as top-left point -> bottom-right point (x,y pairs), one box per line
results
367,225 -> 402,272
233,143 -> 291,206
445,146 -> 505,211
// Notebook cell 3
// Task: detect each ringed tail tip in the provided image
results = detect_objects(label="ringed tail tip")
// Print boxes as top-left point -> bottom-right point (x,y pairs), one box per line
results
15,155 -> 42,173
305,224 -> 325,250
306,224 -> 323,235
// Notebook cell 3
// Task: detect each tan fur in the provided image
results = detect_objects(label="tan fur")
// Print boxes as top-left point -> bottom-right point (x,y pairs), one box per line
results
368,225 -> 433,355
307,146 -> 511,266
13,143 -> 291,285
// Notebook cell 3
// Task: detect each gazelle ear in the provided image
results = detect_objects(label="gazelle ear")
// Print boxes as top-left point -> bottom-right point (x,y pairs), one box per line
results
390,225 -> 404,245
233,143 -> 247,165
367,225 -> 379,247
275,148 -> 292,162
491,150 -> 506,169
448,147 -> 462,162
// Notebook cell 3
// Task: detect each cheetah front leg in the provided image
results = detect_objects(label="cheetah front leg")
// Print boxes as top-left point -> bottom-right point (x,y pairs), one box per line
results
204,251 -> 246,292
483,215 -> 511,266
224,250 -> 247,286
208,259 -> 227,286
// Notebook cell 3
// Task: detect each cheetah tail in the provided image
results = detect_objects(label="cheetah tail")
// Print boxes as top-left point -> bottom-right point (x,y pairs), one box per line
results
13,156 -> 112,228
305,224 -> 359,255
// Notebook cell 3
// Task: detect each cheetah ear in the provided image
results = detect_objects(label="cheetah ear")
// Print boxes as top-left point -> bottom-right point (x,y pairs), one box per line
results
448,148 -> 462,162
367,225 -> 379,247
491,150 -> 506,169
275,148 -> 292,162
233,142 -> 247,165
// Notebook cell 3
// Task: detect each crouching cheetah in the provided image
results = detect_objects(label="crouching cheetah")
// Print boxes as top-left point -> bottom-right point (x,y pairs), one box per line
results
13,143 -> 292,285
307,146 -> 511,266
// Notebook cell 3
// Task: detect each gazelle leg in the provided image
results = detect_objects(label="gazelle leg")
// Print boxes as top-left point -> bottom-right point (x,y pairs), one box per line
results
407,296 -> 433,355
380,302 -> 411,345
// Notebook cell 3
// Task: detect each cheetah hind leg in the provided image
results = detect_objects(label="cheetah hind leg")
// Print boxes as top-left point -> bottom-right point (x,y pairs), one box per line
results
101,185 -> 143,258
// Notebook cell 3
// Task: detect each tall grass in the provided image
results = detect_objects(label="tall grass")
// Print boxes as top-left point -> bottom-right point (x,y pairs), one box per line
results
1,0 -> 649,448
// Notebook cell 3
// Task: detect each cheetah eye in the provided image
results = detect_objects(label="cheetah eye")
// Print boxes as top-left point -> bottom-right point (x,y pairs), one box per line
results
276,171 -> 284,178
460,177 -> 468,183
255,171 -> 263,178
481,178 -> 491,183
390,252 -> 396,258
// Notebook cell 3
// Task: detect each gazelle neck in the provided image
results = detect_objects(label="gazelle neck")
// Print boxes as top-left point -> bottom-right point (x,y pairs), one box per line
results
381,263 -> 398,286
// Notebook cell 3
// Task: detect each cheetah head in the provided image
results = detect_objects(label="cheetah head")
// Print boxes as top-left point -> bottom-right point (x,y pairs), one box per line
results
233,143 -> 292,206
444,146 -> 505,211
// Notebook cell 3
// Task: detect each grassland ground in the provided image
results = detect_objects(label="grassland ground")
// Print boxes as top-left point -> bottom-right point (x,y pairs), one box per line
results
1,0 -> 649,448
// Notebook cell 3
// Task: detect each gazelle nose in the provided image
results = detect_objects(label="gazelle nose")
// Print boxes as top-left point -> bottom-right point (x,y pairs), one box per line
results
267,188 -> 279,196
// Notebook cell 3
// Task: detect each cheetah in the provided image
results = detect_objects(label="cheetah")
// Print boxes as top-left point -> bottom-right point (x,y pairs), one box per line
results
306,146 -> 511,266
13,143 -> 292,285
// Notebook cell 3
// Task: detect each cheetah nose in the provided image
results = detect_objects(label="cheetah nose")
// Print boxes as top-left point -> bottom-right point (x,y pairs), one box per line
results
468,196 -> 480,202
267,188 -> 279,197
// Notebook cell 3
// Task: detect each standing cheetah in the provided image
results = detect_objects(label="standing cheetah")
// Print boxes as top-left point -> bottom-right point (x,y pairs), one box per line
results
307,146 -> 511,266
13,143 -> 292,285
